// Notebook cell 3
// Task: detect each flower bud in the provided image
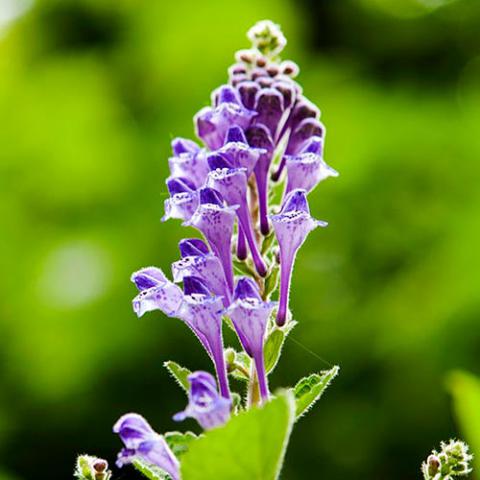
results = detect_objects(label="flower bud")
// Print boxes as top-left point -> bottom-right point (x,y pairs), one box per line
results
75,455 -> 111,480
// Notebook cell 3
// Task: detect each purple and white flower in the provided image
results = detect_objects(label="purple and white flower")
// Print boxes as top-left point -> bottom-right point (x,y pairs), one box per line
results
206,164 -> 267,277
168,137 -> 209,188
113,413 -> 179,480
195,85 -> 256,151
178,277 -> 231,399
285,136 -> 338,195
214,126 -> 265,176
131,267 -> 183,318
185,187 -> 237,293
172,239 -> 231,306
270,189 -> 327,326
226,278 -> 275,402
246,124 -> 275,235
162,176 -> 199,222
253,87 -> 286,141
174,371 -> 231,430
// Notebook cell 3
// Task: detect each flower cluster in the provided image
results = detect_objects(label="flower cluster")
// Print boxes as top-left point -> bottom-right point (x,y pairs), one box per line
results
113,20 -> 337,478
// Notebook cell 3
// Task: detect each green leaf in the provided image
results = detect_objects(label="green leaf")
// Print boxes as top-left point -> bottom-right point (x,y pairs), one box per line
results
133,459 -> 170,480
264,329 -> 284,374
446,370 -> 480,473
264,321 -> 296,374
181,391 -> 296,480
293,366 -> 339,419
163,361 -> 191,393
164,431 -> 198,457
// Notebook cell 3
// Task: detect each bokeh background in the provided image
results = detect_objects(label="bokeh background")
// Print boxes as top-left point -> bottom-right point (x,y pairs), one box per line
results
1,0 -> 480,478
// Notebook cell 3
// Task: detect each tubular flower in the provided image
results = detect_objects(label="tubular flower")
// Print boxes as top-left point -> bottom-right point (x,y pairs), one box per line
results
206,162 -> 267,277
168,137 -> 209,188
178,277 -> 231,400
162,176 -> 199,222
185,187 -> 237,293
195,85 -> 256,151
131,267 -> 183,318
172,239 -> 231,306
226,277 -> 275,402
113,413 -> 180,480
270,189 -> 327,326
246,124 -> 275,235
173,371 -> 231,430
215,126 -> 265,176
285,136 -> 338,195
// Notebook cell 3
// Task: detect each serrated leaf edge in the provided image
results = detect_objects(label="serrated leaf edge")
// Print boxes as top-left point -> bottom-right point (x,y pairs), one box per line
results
163,360 -> 191,393
294,365 -> 339,420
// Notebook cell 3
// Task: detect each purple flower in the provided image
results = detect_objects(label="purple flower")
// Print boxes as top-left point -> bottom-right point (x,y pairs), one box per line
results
113,413 -> 179,480
226,278 -> 274,402
253,88 -> 286,141
286,117 -> 325,156
272,97 -> 324,181
168,137 -> 209,188
195,85 -> 256,150
172,240 -> 231,306
178,238 -> 209,257
206,166 -> 267,277
237,80 -> 260,110
178,277 -> 231,399
270,189 -> 327,326
173,371 -> 231,430
285,136 -> 338,195
272,80 -> 297,111
185,187 -> 237,293
214,126 -> 265,176
246,124 -> 275,235
131,267 -> 183,318
162,176 -> 199,222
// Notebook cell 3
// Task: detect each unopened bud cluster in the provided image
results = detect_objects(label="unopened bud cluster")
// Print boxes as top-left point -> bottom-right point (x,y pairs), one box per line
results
231,21 -> 298,88
422,440 -> 473,480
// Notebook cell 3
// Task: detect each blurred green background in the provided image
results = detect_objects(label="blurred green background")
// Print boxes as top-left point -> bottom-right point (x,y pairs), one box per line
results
1,0 -> 480,478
